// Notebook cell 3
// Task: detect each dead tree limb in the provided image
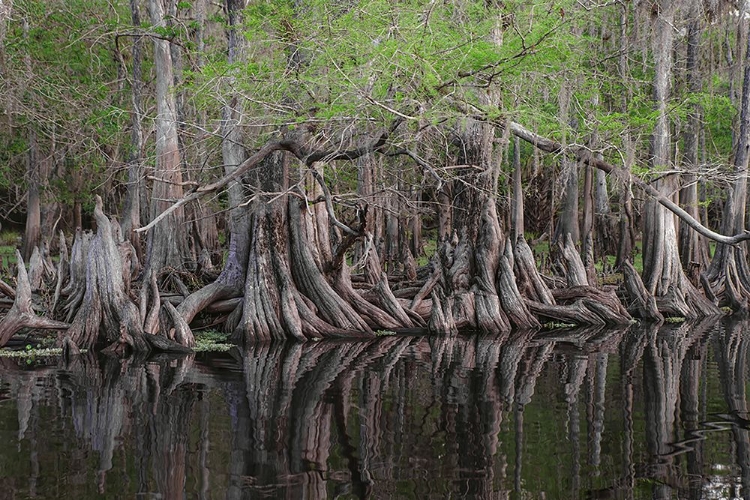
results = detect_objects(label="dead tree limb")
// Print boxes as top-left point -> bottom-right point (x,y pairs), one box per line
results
0,279 -> 15,300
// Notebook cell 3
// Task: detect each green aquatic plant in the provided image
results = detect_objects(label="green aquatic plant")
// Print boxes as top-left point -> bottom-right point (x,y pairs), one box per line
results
375,329 -> 397,337
542,322 -> 577,329
194,329 -> 234,353
0,347 -> 89,358
664,317 -> 686,324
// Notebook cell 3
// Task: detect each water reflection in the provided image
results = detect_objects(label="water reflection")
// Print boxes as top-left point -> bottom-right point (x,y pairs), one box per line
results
4,320 -> 750,497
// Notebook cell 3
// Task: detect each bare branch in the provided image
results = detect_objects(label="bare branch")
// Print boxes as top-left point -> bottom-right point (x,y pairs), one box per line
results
506,120 -> 750,246
389,149 -> 444,189
134,140 -> 286,234
135,119 -> 405,236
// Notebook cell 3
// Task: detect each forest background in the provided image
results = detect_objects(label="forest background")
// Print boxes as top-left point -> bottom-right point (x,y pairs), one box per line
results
0,0 -> 748,352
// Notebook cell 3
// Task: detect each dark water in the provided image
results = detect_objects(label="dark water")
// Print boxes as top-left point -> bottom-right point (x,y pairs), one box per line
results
2,319 -> 750,498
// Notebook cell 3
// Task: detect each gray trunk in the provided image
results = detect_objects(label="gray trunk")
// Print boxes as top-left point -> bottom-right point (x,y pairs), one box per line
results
705,7 -> 750,312
121,0 -> 144,263
217,0 -> 251,288
23,127 -> 40,262
641,0 -> 717,317
512,135 -> 524,243
679,0 -> 709,273
145,0 -> 191,274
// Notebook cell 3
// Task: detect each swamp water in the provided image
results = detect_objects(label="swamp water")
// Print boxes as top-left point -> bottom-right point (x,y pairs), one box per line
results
1,319 -> 750,498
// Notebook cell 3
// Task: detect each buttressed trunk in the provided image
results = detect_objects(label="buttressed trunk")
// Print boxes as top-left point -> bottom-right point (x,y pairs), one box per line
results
641,0 -> 718,318
704,7 -> 750,313
234,152 -> 379,342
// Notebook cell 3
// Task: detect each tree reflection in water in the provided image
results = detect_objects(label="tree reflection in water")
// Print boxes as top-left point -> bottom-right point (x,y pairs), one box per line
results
4,320 -> 750,497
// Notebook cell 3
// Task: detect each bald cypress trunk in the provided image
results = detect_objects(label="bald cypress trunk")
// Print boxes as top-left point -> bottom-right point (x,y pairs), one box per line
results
120,0 -> 144,265
144,0 -> 191,276
640,0 -> 718,318
217,0 -> 251,289
679,0 -> 710,279
511,136 -> 525,245
23,127 -> 40,262
704,15 -> 750,313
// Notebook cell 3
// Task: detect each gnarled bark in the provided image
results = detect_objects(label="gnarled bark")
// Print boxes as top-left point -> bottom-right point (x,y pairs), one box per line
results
64,196 -> 191,353
66,196 -> 149,351
144,0 -> 192,277
621,261 -> 664,322
514,236 -> 555,305
0,250 -> 69,347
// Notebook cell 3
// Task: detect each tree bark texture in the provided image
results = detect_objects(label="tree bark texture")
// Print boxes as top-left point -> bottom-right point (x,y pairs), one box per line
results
216,0 -> 251,290
120,0 -> 144,264
640,0 -> 716,318
704,7 -> 750,313
145,0 -> 191,276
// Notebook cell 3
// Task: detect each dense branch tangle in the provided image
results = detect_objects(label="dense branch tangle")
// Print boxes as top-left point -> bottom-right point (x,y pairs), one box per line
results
1,109 -> 733,351
505,121 -> 750,247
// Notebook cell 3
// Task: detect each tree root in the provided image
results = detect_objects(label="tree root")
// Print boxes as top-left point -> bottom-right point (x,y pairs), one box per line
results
621,261 -> 663,322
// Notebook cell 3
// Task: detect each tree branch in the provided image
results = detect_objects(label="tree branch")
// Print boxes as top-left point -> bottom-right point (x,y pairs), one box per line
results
134,140 -> 286,234
135,120 -> 405,236
505,120 -> 750,246
303,118 -> 404,166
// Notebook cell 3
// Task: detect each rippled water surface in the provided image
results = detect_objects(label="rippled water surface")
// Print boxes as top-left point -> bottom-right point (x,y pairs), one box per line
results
2,318 -> 750,499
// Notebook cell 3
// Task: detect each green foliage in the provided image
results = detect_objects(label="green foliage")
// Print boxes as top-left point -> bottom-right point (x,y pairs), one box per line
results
701,93 -> 735,159
664,316 -> 686,324
194,329 -> 233,352
192,0 -> 584,150
0,0 -> 131,208
0,231 -> 21,247
0,346 -> 92,359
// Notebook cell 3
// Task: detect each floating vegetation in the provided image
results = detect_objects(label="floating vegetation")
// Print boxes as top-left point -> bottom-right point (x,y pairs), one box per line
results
542,322 -> 577,329
0,347 -> 88,358
194,330 -> 233,353
375,330 -> 397,337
